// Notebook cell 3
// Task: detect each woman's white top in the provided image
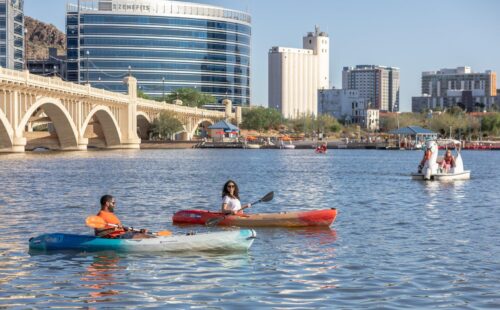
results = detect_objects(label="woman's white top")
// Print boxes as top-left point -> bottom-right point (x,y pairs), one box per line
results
222,195 -> 241,212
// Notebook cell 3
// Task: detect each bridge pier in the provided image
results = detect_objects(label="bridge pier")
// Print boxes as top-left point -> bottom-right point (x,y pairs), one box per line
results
179,132 -> 191,141
11,136 -> 27,153
121,76 -> 142,149
76,137 -> 88,151
118,140 -> 141,149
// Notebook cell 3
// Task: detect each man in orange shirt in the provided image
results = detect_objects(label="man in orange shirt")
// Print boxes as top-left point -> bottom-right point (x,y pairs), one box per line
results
95,195 -> 148,239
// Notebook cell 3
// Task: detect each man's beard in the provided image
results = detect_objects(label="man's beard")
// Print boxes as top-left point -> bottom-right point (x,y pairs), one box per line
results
108,206 -> 114,213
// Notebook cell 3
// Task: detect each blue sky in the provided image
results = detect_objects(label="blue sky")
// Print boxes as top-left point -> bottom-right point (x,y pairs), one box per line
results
25,0 -> 500,111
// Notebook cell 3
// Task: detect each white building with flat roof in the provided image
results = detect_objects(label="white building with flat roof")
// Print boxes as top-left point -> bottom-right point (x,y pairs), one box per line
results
269,26 -> 329,119
318,88 -> 379,130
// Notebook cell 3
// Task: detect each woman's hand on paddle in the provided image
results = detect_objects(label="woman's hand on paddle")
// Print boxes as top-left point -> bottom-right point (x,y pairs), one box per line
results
242,203 -> 251,211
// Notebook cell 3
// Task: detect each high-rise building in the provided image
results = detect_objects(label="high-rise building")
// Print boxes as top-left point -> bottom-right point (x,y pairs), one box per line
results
412,67 -> 497,112
269,26 -> 329,119
66,0 -> 251,105
342,65 -> 400,112
0,0 -> 24,70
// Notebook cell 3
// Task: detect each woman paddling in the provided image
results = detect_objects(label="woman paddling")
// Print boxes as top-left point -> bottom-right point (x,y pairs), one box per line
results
221,180 -> 251,215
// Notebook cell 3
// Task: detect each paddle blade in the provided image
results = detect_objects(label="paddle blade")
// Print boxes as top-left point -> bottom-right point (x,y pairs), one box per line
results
206,216 -> 225,227
156,230 -> 172,237
85,216 -> 107,229
260,191 -> 274,203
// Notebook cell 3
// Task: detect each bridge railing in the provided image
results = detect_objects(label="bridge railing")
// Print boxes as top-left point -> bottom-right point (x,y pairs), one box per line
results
0,68 -> 131,103
136,97 -> 226,118
0,67 -> 229,118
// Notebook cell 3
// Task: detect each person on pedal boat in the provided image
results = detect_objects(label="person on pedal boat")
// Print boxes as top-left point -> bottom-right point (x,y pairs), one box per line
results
221,180 -> 251,215
440,149 -> 456,173
95,195 -> 149,239
418,146 -> 432,173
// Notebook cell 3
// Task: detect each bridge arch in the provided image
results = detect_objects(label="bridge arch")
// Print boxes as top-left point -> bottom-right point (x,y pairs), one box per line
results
190,118 -> 214,138
0,109 -> 13,149
82,105 -> 122,147
136,111 -> 151,123
136,112 -> 152,140
18,97 -> 79,150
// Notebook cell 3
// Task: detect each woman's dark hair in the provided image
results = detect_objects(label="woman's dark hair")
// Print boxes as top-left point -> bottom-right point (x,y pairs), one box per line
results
222,180 -> 239,199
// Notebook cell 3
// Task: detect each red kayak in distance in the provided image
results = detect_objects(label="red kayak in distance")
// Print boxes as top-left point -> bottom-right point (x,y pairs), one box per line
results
173,208 -> 337,227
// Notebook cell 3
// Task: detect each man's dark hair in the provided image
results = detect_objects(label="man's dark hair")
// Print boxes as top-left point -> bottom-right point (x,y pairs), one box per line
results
100,195 -> 114,206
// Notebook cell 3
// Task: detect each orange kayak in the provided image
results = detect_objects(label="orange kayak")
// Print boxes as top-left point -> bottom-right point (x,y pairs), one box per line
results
173,208 -> 337,227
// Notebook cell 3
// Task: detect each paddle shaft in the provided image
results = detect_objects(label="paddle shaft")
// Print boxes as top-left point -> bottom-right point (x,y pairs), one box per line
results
86,216 -> 171,236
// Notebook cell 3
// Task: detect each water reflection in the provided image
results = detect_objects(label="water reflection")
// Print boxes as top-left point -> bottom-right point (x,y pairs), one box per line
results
81,253 -> 124,304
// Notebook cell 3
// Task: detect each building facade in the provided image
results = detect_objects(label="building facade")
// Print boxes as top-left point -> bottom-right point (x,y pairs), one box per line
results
66,0 -> 251,105
27,48 -> 67,78
412,67 -> 497,112
0,0 -> 24,70
318,88 -> 379,130
342,65 -> 400,112
268,26 -> 329,119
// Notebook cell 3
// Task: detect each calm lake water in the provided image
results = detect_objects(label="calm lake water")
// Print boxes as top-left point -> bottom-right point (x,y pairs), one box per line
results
0,149 -> 499,309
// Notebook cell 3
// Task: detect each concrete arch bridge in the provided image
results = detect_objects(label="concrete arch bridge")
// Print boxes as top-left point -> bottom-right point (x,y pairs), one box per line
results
0,68 -> 240,152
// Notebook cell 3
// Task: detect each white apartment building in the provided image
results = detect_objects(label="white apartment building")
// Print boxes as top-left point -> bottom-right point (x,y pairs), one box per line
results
342,65 -> 400,112
318,88 -> 379,130
269,26 -> 329,119
411,66 -> 497,112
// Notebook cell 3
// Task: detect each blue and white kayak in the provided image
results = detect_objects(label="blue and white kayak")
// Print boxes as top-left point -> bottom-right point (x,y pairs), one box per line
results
29,229 -> 256,253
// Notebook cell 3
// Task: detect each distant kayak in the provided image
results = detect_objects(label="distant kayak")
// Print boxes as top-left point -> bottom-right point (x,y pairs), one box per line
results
173,208 -> 337,227
29,230 -> 256,253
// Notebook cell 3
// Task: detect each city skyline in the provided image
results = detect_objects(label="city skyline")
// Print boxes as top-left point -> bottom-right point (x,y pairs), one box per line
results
25,0 -> 500,112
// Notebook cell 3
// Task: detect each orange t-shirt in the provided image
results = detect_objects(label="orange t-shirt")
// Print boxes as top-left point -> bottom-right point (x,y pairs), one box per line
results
424,150 -> 432,160
96,210 -> 126,238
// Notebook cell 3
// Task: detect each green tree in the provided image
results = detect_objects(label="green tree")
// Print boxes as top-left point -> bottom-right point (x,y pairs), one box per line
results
379,113 -> 425,131
315,114 -> 342,134
137,89 -> 150,100
428,112 -> 468,138
150,111 -> 183,140
241,107 -> 281,131
481,113 -> 500,136
165,88 -> 216,107
447,105 -> 465,116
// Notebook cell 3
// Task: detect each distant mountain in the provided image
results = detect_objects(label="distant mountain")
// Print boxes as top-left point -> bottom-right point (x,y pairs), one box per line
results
25,16 -> 66,60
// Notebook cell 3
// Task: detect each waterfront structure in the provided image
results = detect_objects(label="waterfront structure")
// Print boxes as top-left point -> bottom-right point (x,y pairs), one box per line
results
0,67 -> 237,153
389,126 -> 438,148
66,0 -> 251,106
318,88 -> 379,130
27,48 -> 67,79
342,65 -> 400,112
0,0 -> 24,70
269,26 -> 329,119
208,119 -> 239,140
412,67 -> 497,112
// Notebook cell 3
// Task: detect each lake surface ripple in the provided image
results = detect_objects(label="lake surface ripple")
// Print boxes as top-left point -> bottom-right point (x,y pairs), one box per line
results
0,149 -> 498,309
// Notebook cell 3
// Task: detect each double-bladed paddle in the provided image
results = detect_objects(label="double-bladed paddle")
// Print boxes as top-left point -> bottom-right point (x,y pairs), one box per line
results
85,216 -> 172,237
205,191 -> 274,227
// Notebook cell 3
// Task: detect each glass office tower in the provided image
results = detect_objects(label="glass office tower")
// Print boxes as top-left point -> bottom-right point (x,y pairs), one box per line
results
66,0 -> 251,105
0,0 -> 24,70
